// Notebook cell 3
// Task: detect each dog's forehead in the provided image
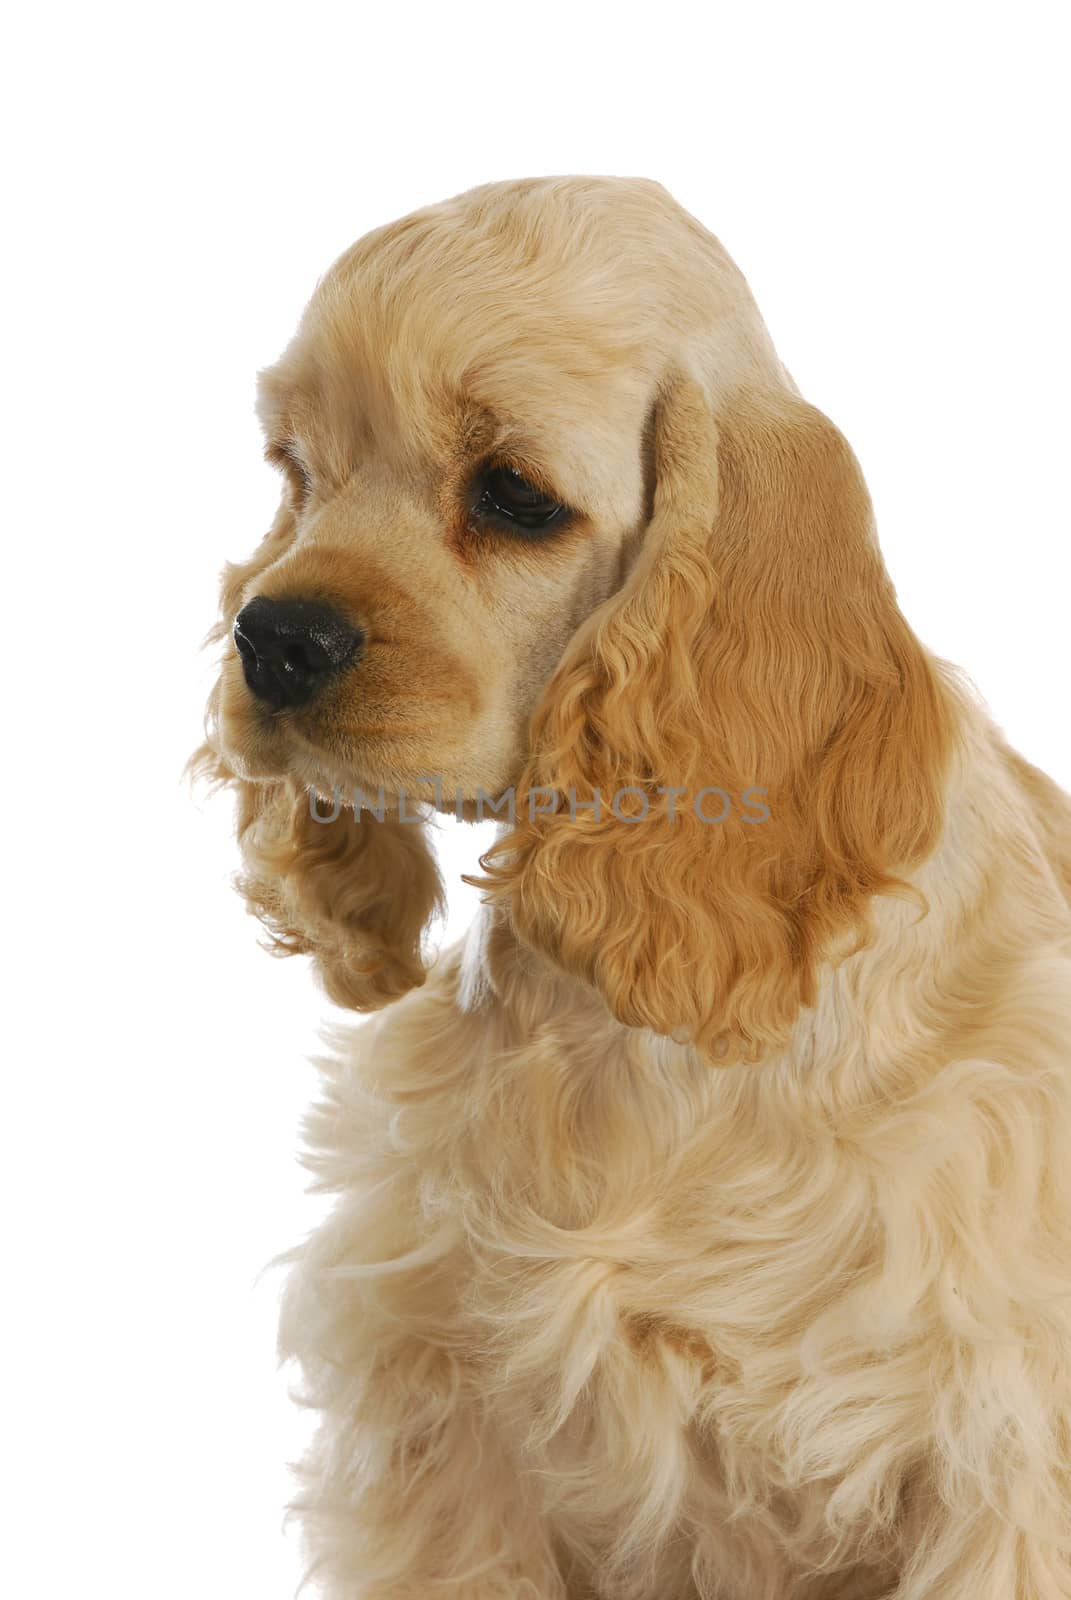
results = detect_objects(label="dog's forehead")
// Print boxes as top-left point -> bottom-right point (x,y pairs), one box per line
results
255,178 -> 772,520
257,209 -> 674,516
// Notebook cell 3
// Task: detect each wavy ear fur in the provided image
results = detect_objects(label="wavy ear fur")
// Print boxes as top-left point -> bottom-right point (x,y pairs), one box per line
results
191,493 -> 443,1011
198,759 -> 444,1010
481,377 -> 955,1061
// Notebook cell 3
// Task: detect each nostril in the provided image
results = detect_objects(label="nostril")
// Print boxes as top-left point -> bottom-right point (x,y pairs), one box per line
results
281,640 -> 312,675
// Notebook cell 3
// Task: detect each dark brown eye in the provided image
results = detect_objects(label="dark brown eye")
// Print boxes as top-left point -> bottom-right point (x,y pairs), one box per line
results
475,464 -> 567,534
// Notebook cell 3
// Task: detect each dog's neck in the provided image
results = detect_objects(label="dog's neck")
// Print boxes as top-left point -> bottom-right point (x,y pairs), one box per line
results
455,693 -> 1069,1132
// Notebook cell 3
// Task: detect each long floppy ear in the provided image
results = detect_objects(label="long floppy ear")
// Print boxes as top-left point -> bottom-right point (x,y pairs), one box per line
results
479,376 -> 955,1061
190,495 -> 443,1012
192,756 -> 444,1010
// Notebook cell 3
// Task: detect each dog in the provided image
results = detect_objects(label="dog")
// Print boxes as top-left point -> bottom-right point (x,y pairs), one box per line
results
193,176 -> 1071,1599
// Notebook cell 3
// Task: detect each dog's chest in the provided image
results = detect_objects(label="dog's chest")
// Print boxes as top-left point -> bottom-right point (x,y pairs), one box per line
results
466,1131 -> 878,1495
464,1215 -> 897,1592
446,1043 -> 909,1583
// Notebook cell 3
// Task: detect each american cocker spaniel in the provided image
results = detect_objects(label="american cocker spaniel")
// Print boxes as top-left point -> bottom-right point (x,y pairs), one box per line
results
193,177 -> 1071,1599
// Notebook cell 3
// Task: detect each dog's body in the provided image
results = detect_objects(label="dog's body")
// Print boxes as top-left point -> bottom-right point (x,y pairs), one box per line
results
196,178 -> 1071,1597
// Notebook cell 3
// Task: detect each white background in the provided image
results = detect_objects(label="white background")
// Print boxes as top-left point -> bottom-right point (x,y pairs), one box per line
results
4,3 -> 1068,1595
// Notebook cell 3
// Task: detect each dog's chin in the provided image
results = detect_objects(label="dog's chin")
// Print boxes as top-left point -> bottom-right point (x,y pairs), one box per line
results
216,667 -> 520,808
217,724 -> 408,805
216,710 -> 512,816
212,716 -> 293,784
215,677 -> 397,795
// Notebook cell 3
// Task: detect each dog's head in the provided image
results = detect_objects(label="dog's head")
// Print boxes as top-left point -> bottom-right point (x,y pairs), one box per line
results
195,176 -> 953,1054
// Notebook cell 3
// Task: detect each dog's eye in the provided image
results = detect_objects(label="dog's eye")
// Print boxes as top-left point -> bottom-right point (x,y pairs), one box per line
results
474,465 -> 567,534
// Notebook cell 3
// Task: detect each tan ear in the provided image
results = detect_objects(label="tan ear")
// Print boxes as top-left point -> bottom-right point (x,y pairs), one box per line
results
191,492 -> 443,1011
479,376 -> 954,1061
189,753 -> 443,1011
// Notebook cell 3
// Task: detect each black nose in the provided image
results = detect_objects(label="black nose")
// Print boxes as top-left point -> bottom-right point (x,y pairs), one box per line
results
233,596 -> 363,710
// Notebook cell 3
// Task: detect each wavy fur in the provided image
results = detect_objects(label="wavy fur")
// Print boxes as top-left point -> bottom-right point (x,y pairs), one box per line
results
194,176 -> 1071,1598
478,377 -> 955,1061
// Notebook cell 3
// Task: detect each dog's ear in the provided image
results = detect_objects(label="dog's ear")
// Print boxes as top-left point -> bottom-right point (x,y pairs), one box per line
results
191,491 -> 443,1011
479,376 -> 954,1061
199,759 -> 443,1010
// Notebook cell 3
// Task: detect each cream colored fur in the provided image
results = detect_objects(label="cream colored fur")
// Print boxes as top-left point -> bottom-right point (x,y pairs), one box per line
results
194,177 -> 1071,1598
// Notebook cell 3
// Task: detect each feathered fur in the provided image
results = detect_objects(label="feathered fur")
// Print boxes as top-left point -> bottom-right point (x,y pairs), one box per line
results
193,176 -> 1071,1598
